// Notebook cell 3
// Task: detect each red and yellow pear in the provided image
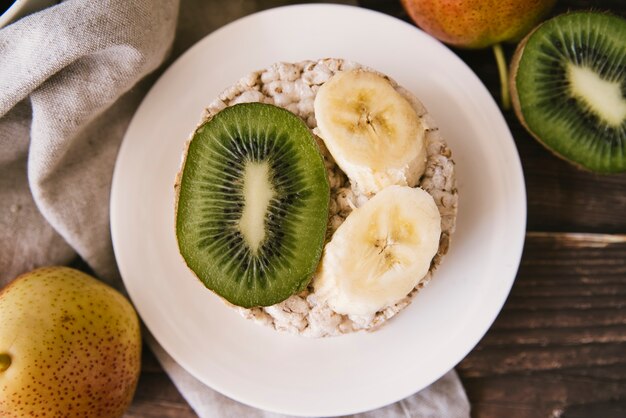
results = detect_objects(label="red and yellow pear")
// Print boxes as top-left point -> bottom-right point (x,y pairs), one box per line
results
400,0 -> 557,108
400,0 -> 557,48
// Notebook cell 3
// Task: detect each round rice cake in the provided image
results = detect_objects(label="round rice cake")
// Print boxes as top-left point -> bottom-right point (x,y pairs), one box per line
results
198,58 -> 457,337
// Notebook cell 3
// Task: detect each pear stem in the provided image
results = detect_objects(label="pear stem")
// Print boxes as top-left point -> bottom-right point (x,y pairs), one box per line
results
493,43 -> 511,110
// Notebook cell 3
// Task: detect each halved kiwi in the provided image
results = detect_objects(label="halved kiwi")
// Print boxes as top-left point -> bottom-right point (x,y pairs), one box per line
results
175,103 -> 330,308
510,12 -> 626,173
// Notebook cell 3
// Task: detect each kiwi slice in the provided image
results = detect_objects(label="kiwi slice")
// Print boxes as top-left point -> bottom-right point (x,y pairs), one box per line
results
510,12 -> 626,173
175,103 -> 330,308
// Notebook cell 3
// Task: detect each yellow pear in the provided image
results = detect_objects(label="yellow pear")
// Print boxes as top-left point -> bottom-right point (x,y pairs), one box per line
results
0,267 -> 141,417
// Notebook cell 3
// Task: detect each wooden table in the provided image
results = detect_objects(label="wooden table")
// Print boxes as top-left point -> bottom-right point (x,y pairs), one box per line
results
126,1 -> 626,416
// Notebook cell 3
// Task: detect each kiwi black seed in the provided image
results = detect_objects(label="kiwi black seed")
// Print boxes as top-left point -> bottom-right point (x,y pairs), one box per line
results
175,103 -> 330,308
511,12 -> 626,173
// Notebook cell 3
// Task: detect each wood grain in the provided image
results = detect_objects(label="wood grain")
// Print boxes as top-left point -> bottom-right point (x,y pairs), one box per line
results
458,233 -> 626,418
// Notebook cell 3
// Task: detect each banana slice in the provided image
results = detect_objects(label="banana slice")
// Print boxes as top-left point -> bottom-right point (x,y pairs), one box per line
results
314,70 -> 427,195
313,185 -> 441,316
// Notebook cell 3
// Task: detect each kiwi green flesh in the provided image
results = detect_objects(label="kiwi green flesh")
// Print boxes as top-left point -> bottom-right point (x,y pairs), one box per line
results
514,12 -> 626,173
176,103 -> 330,308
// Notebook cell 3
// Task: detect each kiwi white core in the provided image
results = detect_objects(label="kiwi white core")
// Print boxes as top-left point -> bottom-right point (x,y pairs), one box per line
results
567,64 -> 626,127
238,160 -> 275,254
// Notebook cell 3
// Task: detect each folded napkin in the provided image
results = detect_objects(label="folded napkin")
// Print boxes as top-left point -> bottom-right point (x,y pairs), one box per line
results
0,0 -> 470,416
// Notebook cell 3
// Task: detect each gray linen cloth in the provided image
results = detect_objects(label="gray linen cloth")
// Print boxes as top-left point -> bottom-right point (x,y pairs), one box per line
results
0,0 -> 471,416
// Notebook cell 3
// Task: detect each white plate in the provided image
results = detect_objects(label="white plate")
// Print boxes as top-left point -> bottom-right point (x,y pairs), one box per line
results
111,4 -> 526,416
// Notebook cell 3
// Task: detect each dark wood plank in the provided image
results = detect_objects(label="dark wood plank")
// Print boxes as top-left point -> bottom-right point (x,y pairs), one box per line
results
457,232 -> 626,418
512,122 -> 626,233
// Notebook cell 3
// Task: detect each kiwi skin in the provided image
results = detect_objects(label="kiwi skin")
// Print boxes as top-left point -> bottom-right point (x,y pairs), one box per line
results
509,12 -> 626,174
508,23 -> 571,167
509,27 -> 533,143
